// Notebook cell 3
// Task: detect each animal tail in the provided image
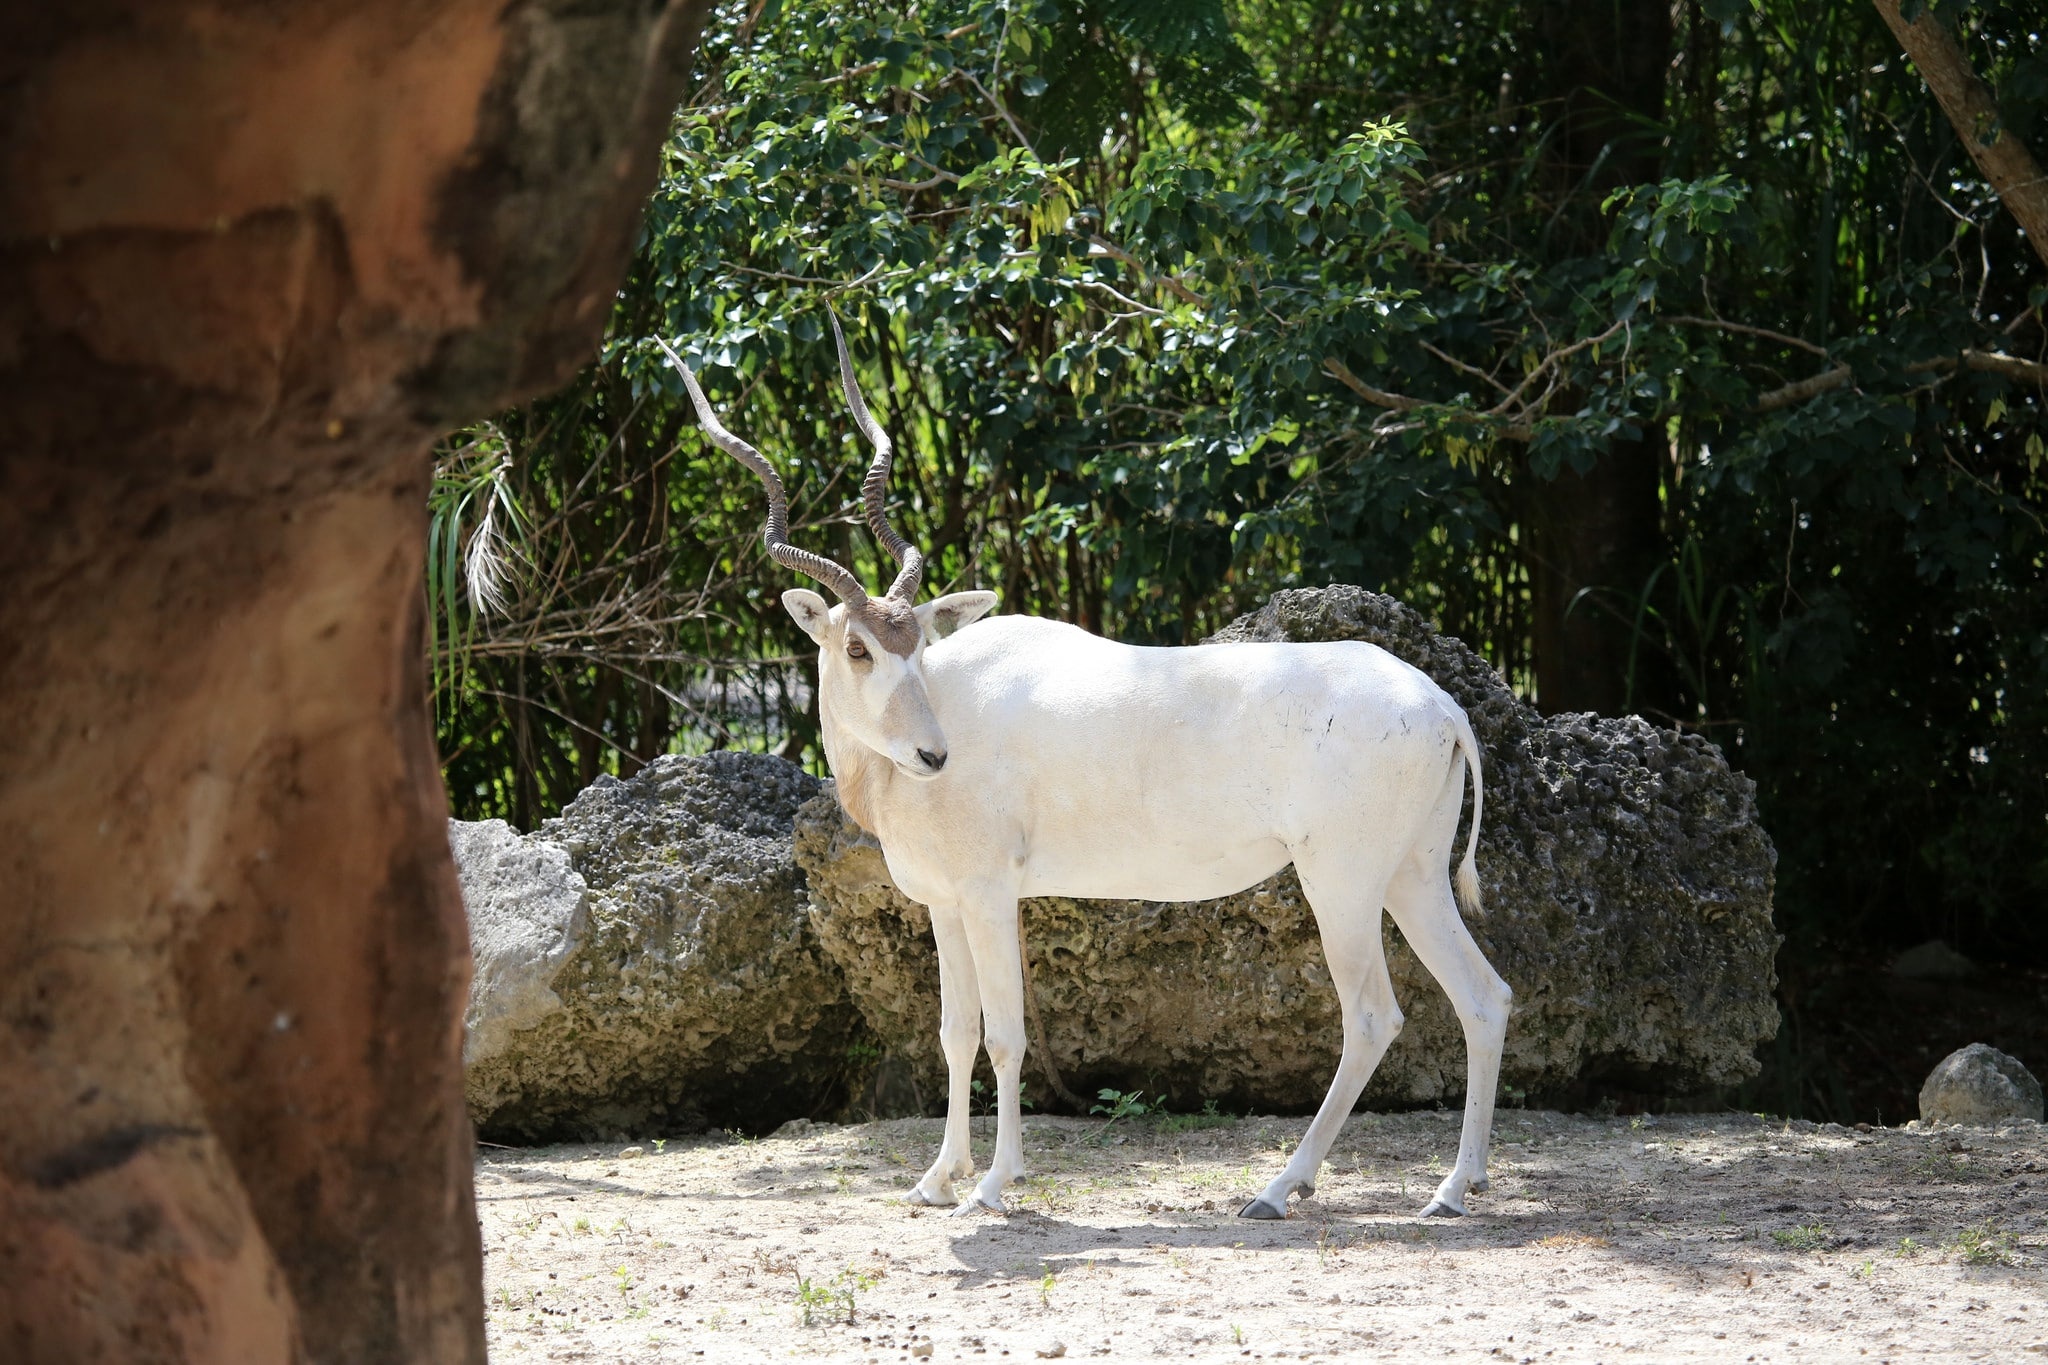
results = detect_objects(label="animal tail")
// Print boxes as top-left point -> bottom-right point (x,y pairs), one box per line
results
1447,704 -> 1485,917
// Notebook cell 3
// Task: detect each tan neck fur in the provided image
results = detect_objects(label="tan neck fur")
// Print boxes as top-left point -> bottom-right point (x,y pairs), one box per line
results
819,692 -> 892,836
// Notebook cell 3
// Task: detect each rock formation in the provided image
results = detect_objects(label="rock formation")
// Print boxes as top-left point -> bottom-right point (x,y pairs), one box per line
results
0,3 -> 708,1359
797,585 -> 1781,1113
452,820 -> 592,1067
1919,1044 -> 2045,1126
455,753 -> 859,1139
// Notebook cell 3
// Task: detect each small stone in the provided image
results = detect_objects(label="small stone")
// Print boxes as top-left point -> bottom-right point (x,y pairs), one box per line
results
911,1344 -> 935,1359
619,1146 -> 644,1159
1919,1044 -> 2045,1126
1890,939 -> 1975,980
1036,1345 -> 1067,1360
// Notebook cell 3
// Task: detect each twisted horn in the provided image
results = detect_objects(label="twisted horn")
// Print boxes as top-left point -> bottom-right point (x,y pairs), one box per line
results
654,337 -> 869,605
830,312 -> 925,602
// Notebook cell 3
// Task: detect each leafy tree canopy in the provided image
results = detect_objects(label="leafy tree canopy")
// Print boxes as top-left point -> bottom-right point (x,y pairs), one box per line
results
431,0 -> 2048,1000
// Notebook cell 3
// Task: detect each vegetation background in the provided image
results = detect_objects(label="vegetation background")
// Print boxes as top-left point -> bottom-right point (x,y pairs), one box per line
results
426,0 -> 2048,1122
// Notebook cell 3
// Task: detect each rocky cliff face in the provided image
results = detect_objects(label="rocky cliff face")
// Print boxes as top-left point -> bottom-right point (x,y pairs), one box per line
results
797,585 -> 1781,1113
0,4 -> 707,1359
455,754 -> 859,1140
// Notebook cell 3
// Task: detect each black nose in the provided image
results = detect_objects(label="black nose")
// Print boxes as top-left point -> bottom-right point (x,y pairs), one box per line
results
916,748 -> 947,772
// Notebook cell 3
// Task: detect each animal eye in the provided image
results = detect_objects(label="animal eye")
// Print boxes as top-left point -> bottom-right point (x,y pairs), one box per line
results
846,638 -> 869,660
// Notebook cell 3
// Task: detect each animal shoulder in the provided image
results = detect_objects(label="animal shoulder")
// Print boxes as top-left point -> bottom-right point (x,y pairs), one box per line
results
926,611 -> 1106,667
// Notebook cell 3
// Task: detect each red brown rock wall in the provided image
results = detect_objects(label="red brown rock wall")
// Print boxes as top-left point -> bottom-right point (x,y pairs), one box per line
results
0,2 -> 708,1359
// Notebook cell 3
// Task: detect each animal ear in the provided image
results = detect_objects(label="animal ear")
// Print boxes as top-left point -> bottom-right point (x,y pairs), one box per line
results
782,588 -> 833,645
915,590 -> 998,644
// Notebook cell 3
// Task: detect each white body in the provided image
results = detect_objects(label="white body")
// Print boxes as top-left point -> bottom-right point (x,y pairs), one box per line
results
798,597 -> 1512,1221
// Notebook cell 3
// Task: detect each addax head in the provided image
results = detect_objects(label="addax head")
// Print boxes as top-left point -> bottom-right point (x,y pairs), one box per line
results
654,319 -> 996,779
781,585 -> 995,778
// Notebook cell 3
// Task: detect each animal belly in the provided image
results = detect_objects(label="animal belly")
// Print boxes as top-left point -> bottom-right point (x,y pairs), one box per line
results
1018,834 -> 1291,902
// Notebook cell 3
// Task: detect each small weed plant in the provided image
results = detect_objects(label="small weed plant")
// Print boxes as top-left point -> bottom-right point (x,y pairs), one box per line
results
1770,1223 -> 1828,1252
1949,1223 -> 2017,1267
1090,1088 -> 1149,1143
793,1265 -> 879,1326
1158,1099 -> 1231,1133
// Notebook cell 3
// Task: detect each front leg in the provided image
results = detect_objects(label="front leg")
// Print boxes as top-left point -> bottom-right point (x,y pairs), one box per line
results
907,904 -> 980,1207
954,894 -> 1028,1214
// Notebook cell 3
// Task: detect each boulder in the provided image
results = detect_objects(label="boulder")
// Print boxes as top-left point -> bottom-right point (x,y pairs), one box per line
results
796,584 -> 1781,1112
1919,1044 -> 2044,1126
454,752 -> 860,1140
1890,939 -> 1975,981
450,820 -> 590,1065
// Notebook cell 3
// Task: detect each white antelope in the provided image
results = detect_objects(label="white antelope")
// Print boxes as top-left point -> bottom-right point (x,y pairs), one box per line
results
656,326 -> 1511,1220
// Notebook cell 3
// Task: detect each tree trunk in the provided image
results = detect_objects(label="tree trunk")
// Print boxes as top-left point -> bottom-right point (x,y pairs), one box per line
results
1521,1 -> 1675,717
0,2 -> 708,1359
1873,0 -> 2048,274
1523,448 -> 1670,718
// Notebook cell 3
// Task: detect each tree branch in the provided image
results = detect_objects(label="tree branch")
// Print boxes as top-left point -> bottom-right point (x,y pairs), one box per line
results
1959,349 -> 2048,386
1086,236 -> 1206,308
1873,0 -> 2048,274
1754,364 -> 1857,413
1322,358 -> 1535,441
1753,350 -> 2048,413
1321,358 -> 1424,413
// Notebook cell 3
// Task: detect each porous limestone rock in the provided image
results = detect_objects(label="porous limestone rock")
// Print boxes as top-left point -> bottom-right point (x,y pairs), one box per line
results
456,752 -> 858,1140
796,584 -> 1781,1112
451,820 -> 589,1065
1919,1044 -> 2045,1126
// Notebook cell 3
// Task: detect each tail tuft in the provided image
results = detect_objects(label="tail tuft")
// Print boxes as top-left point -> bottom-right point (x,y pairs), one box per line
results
1454,854 -> 1484,919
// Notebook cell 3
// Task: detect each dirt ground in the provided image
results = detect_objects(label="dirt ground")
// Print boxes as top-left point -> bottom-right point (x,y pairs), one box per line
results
476,1109 -> 2045,1362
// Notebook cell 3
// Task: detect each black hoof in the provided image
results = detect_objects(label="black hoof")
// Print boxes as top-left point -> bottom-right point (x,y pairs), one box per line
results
1237,1196 -> 1288,1221
1418,1199 -> 1465,1219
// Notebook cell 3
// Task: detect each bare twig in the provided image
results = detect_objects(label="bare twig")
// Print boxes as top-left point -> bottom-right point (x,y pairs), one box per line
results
1078,278 -> 1165,317
1420,339 -> 1515,396
1323,358 -> 1535,441
821,22 -> 981,86
1488,318 -> 1629,419
1665,315 -> 1833,359
960,68 -> 1038,159
1086,237 -> 1206,308
1321,357 -> 1426,414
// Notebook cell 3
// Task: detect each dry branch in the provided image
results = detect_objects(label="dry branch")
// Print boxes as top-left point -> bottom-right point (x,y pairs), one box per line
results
1756,350 -> 2048,412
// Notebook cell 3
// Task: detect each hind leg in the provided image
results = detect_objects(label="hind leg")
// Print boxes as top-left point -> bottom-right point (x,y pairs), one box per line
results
1384,852 -> 1511,1217
1240,851 -> 1403,1220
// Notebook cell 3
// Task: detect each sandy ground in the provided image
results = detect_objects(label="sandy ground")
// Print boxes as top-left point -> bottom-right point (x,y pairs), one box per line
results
477,1110 -> 2045,1363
